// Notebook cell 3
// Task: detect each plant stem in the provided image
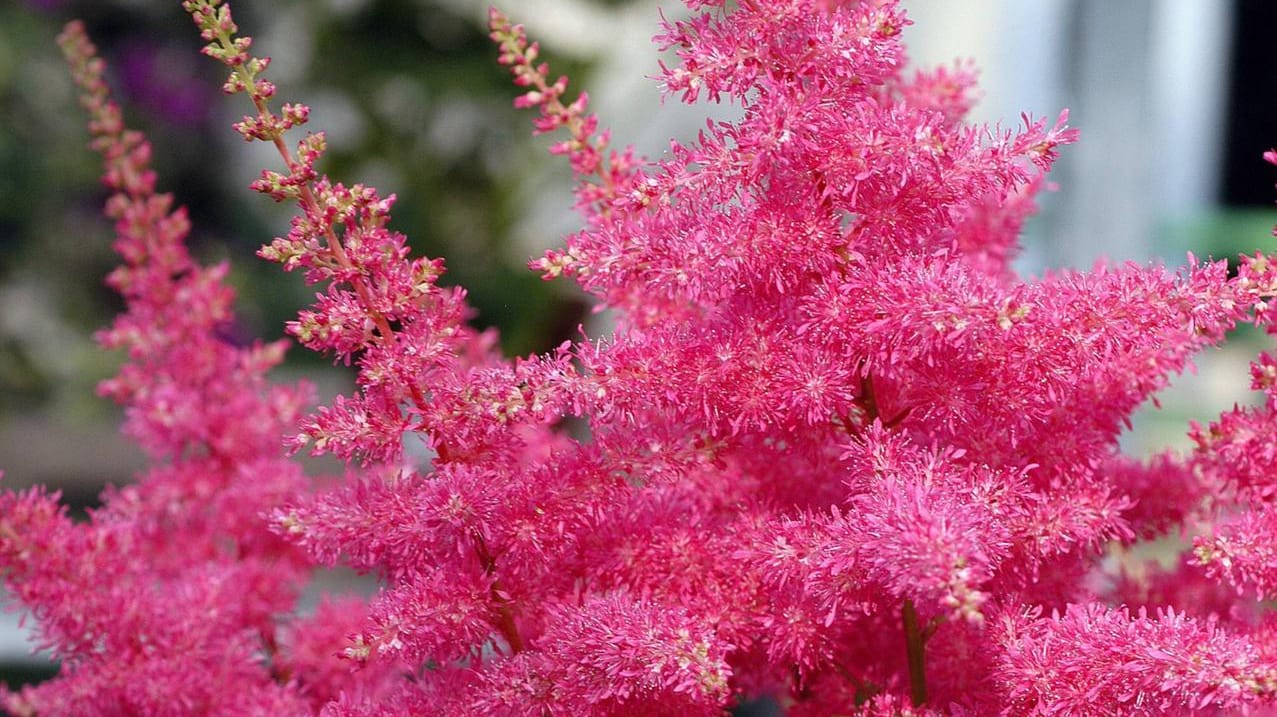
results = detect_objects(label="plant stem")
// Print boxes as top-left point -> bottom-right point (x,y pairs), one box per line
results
903,599 -> 927,707
472,529 -> 525,654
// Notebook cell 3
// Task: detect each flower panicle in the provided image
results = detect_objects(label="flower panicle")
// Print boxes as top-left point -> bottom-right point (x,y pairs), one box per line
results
488,8 -> 601,169
182,0 -> 483,466
993,604 -> 1277,715
0,19 -> 321,716
489,8 -> 646,282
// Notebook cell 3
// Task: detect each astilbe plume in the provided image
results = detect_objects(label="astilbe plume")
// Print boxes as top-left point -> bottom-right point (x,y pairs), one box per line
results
6,0 -> 1277,714
0,21 -> 316,716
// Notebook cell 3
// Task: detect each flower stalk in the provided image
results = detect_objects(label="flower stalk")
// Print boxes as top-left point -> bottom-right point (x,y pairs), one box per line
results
902,598 -> 928,707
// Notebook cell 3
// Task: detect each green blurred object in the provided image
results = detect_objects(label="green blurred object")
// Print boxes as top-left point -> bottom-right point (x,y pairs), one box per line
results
1160,208 -> 1277,260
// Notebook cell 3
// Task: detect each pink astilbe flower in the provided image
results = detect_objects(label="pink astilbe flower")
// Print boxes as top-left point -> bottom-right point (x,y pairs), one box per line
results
9,0 -> 1277,714
0,21 -> 315,715
1178,250 -> 1277,602
1104,452 -> 1213,539
276,596 -> 406,706
993,604 -> 1277,716
1193,506 -> 1277,601
842,427 -> 1016,623
1104,554 -> 1263,625
472,594 -> 732,715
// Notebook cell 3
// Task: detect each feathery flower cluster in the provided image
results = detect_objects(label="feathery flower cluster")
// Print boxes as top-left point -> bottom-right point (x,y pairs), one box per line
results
0,22 -> 316,715
5,0 -> 1277,714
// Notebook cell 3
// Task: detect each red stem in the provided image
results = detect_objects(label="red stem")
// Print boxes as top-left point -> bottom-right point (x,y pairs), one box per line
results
472,529 -> 524,654
903,599 -> 928,707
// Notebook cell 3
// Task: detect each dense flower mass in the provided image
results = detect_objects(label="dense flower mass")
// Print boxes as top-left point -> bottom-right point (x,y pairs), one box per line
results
4,0 -> 1277,714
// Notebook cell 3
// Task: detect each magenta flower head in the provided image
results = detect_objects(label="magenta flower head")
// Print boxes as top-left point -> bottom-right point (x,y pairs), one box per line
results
4,0 -> 1277,714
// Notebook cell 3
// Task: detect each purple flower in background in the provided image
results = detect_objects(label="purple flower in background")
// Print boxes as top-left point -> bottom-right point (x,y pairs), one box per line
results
22,0 -> 67,12
117,38 -> 214,126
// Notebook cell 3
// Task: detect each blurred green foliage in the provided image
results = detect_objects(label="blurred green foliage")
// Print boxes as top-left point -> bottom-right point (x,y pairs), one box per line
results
0,0 -> 594,416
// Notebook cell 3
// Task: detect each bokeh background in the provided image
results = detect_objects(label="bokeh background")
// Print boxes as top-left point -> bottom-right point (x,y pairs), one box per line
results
1,0 -> 1275,696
